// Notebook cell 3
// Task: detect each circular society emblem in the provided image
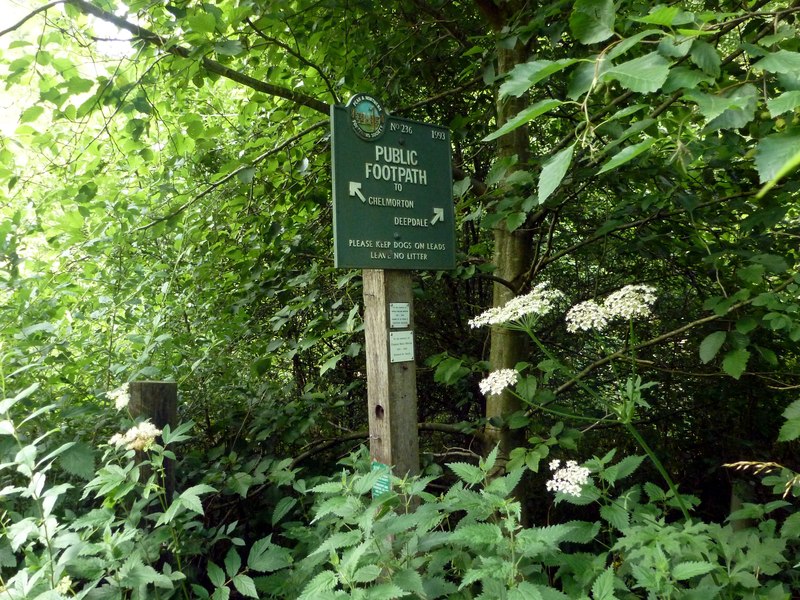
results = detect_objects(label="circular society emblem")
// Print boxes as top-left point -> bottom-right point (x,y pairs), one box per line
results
348,93 -> 386,141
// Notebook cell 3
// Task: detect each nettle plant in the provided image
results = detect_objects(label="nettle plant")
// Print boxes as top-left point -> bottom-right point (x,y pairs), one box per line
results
0,378 -> 288,600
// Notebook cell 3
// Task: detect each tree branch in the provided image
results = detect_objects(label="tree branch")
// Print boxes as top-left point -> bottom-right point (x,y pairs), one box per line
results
553,276 -> 797,396
63,0 -> 331,115
134,120 -> 328,232
0,1 -> 64,38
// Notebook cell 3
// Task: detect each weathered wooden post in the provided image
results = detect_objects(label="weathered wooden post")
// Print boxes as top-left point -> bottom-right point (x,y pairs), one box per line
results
129,381 -> 177,501
363,269 -> 419,480
331,93 -> 455,495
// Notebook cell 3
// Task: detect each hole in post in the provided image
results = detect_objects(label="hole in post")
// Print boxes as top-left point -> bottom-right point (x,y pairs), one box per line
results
375,404 -> 385,419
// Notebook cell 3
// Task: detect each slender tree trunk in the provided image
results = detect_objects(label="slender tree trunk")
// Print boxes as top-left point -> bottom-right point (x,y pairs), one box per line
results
477,1 -> 535,463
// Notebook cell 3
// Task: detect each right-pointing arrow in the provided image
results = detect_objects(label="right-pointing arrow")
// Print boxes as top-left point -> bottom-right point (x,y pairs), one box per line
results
431,207 -> 444,224
349,181 -> 366,202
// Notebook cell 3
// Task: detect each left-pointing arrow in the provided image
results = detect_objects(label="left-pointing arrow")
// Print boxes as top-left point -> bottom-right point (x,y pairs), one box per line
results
349,181 -> 366,202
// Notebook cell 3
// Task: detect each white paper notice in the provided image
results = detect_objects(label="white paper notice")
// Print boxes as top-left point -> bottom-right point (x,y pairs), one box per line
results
389,330 -> 414,363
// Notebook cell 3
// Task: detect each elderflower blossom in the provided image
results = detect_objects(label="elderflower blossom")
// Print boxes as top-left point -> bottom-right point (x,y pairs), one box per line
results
109,420 -> 162,451
478,368 -> 519,396
107,383 -> 131,411
469,282 -> 564,328
546,459 -> 591,497
565,299 -> 610,333
603,284 -> 657,321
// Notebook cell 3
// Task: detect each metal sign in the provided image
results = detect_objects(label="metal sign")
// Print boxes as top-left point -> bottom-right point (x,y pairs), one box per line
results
331,94 -> 456,270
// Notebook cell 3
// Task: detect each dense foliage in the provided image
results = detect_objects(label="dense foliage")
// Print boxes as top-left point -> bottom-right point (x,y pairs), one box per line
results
1,0 -> 800,596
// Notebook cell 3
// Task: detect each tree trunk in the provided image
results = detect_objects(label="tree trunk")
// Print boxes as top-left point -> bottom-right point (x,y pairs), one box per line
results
478,1 -> 535,463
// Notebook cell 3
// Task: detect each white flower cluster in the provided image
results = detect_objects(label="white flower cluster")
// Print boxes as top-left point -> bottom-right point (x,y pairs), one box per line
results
565,299 -> 609,333
478,368 -> 519,396
469,282 -> 564,328
109,420 -> 162,451
604,284 -> 657,321
565,284 -> 657,333
108,383 -> 131,411
56,576 -> 72,595
546,458 -> 590,497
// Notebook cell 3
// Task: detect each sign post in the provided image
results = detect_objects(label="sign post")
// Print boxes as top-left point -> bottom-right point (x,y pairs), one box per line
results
331,94 -> 454,489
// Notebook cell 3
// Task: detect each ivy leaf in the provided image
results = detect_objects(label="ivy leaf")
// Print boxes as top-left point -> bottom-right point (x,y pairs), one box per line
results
699,331 -> 726,364
597,138 -> 655,174
570,0 -> 615,44
672,561 -> 716,580
538,144 -> 574,205
483,100 -> 563,142
603,52 -> 670,93
722,349 -> 750,379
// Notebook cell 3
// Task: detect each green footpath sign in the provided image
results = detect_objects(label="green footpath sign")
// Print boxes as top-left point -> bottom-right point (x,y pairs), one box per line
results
331,94 -> 456,270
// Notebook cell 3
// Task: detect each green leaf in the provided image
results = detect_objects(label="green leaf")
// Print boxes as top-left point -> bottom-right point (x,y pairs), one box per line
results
352,564 -> 381,583
207,562 -> 225,588
58,442 -> 96,480
608,455 -> 645,483
634,5 -> 693,26
19,105 -> 45,124
570,0 -> 615,44
597,138 -> 655,174
364,583 -> 407,599
500,60 -> 578,98
248,537 -> 292,572
603,52 -> 670,93
215,40 -> 244,56
483,100 -> 563,142
767,91 -> 800,118
600,503 -> 629,531
753,50 -> 800,74
591,567 -> 618,600
448,461 -> 485,484
298,570 -> 337,599
538,144 -> 574,204
690,40 -> 721,77
271,497 -> 297,526
187,12 -> 217,34
509,581 -> 544,600
211,587 -> 230,600
755,131 -> 800,198
672,561 -> 716,580
232,574 -> 258,598
224,547 -> 241,577
699,331 -> 726,364
706,84 -> 757,131
663,67 -> 714,93
722,349 -> 750,379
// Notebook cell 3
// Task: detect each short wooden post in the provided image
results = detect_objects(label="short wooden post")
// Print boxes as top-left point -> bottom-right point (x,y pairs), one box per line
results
363,270 -> 420,482
129,381 -> 177,501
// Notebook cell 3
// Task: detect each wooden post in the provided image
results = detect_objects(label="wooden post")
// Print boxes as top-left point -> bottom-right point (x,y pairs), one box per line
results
129,381 -> 177,501
363,269 -> 420,481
